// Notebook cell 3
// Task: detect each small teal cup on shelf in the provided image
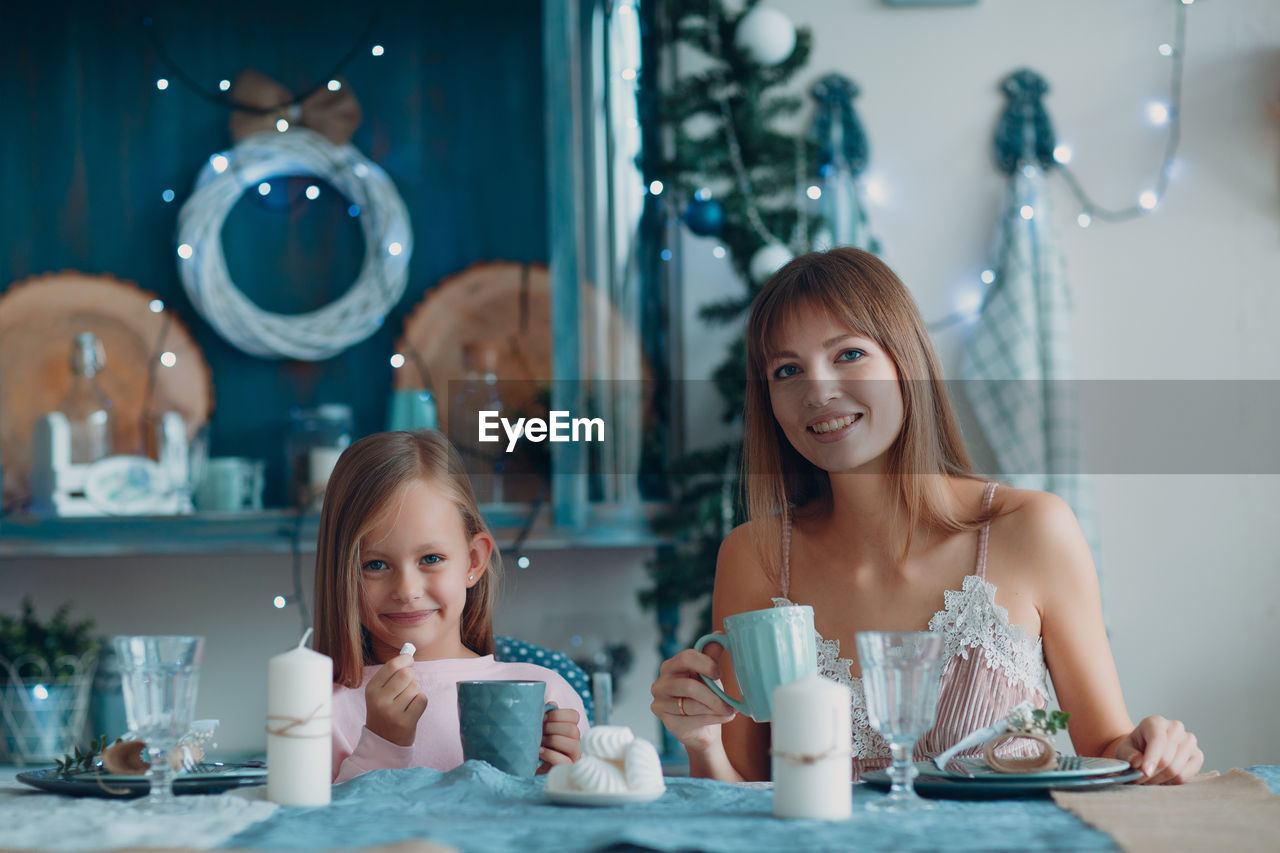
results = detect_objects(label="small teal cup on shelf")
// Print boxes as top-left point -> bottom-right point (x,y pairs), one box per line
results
694,605 -> 817,722
386,390 -> 438,432
457,680 -> 553,777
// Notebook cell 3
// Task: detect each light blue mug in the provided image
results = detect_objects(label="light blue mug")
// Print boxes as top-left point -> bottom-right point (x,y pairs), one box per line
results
694,605 -> 817,722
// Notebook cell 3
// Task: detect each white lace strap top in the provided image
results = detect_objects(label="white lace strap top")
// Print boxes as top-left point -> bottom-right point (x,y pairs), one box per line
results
774,482 -> 1050,778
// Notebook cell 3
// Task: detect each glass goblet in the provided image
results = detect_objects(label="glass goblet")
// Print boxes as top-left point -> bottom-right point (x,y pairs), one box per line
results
856,630 -> 946,812
112,635 -> 205,807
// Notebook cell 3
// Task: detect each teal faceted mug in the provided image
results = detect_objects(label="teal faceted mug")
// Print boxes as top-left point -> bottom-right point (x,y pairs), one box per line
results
694,605 -> 817,722
456,680 -> 553,777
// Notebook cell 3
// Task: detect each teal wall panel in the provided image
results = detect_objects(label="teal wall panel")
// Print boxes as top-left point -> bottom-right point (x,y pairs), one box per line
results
0,0 -> 548,507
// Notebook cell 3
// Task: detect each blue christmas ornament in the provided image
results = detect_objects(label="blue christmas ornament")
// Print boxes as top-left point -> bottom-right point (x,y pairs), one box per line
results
682,197 -> 725,237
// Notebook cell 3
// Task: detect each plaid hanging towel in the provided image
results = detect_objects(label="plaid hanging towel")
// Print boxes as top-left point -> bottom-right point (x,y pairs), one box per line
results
960,163 -> 1102,582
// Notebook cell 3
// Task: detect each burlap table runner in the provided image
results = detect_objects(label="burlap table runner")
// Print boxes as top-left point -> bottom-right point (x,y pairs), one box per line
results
1052,769 -> 1280,853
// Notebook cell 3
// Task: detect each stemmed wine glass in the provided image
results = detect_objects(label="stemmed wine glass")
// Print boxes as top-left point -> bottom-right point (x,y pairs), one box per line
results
112,635 -> 205,807
856,630 -> 946,811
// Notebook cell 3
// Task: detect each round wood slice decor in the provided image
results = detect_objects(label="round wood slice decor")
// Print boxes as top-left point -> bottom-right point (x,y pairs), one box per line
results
0,272 -> 214,507
394,261 -> 648,433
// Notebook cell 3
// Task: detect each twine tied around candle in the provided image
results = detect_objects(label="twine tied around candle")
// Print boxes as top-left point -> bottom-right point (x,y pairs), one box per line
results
266,703 -> 332,739
769,743 -> 853,766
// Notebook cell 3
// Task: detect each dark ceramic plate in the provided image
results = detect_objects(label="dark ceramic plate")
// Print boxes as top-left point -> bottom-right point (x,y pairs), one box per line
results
16,762 -> 268,799
862,762 -> 1144,799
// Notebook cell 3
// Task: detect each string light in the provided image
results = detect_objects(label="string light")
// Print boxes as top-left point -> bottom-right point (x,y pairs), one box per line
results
648,180 -> 664,195
806,185 -> 822,200
160,351 -> 177,367
257,182 -> 271,196
177,243 -> 193,259
210,154 -> 229,173
1020,205 -> 1035,220
516,556 -> 530,569
305,184 -> 321,200
1053,145 -> 1073,164
273,595 -> 287,609
149,299 -> 165,313
162,188 -> 175,202
275,118 -> 289,132
1055,0 -> 1191,224
660,249 -> 672,261
155,78 -> 168,90
980,269 -> 996,285
219,79 -> 231,91
371,44 -> 384,56
327,79 -> 342,91
712,246 -> 726,259
389,353 -> 406,369
388,241 -> 403,256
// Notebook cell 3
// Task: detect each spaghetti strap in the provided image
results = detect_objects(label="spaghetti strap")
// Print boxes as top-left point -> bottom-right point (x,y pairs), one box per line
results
781,513 -> 793,598
975,482 -> 998,579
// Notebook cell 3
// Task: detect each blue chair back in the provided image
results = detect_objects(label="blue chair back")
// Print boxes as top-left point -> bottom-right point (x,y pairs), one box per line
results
493,635 -> 595,725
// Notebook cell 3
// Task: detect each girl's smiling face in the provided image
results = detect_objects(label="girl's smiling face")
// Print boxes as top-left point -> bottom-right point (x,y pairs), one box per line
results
766,305 -> 905,475
357,478 -> 490,663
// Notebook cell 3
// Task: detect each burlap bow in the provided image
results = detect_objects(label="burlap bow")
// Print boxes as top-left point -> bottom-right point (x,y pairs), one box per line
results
228,69 -> 362,145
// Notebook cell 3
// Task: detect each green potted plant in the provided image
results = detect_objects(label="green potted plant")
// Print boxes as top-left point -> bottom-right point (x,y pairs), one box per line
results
0,597 -> 100,765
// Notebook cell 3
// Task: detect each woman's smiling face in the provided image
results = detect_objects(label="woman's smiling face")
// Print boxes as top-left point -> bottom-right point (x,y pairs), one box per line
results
765,305 -> 905,475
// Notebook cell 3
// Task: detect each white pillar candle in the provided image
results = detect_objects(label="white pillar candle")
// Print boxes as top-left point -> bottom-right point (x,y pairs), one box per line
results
267,634 -> 332,807
771,674 -> 852,820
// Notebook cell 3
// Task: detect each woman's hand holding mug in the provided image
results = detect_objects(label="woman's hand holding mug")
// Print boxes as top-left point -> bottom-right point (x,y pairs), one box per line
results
651,648 -> 738,752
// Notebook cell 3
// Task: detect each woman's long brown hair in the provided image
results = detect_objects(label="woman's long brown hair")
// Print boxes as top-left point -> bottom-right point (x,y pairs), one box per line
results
742,247 -> 997,579
313,430 -> 501,687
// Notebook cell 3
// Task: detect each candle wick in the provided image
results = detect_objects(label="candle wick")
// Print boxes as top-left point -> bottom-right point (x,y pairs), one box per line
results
298,627 -> 314,649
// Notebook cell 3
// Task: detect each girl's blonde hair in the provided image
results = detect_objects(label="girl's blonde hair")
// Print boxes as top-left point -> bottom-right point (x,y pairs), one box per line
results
743,246 -> 995,576
314,429 -> 501,687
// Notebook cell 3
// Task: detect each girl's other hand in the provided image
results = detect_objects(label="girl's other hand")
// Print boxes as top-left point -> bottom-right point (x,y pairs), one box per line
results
1114,715 -> 1203,784
364,653 -> 428,746
650,648 -> 738,754
537,704 -> 582,772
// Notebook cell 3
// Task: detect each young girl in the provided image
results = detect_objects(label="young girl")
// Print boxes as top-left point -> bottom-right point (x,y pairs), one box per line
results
651,247 -> 1202,785
314,430 -> 587,783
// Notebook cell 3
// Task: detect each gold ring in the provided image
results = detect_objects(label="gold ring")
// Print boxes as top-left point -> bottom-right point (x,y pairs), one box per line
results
678,696 -> 687,716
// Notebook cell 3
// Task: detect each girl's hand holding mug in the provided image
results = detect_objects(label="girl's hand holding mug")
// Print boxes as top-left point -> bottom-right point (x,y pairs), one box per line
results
651,648 -> 738,751
538,703 -> 583,771
364,652 -> 429,746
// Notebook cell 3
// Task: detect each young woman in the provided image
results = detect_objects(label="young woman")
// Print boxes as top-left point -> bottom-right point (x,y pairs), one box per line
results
651,247 -> 1202,784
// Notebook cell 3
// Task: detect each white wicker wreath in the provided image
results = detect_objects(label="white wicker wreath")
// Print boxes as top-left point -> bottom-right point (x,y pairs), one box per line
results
175,128 -> 412,361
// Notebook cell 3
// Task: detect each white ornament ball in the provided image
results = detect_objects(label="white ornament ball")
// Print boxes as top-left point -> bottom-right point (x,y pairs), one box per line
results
750,243 -> 794,283
734,6 -> 797,66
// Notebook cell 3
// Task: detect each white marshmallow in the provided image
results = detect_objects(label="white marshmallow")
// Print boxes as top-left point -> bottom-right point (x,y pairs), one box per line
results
545,762 -> 576,792
623,738 -> 664,792
581,725 -> 635,761
569,754 -> 629,793
399,643 -> 416,656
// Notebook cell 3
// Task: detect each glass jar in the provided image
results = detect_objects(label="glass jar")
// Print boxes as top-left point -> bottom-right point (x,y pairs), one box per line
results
286,404 -> 354,508
59,332 -> 114,465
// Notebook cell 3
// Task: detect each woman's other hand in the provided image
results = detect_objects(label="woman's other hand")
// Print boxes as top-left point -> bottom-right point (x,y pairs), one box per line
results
1114,715 -> 1203,784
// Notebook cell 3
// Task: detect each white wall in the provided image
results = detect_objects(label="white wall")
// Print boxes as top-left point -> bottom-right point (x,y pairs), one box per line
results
678,0 -> 1280,772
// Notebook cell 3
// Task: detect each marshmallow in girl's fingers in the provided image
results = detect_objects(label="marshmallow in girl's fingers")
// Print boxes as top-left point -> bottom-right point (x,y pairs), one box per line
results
569,754 -> 629,793
581,725 -> 635,762
399,643 -> 416,657
623,738 -> 664,792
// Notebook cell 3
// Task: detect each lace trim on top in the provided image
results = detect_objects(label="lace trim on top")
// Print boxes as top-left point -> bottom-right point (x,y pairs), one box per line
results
774,576 -> 1047,761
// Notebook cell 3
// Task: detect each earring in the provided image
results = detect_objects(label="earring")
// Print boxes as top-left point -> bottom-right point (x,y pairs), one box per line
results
468,573 -> 474,582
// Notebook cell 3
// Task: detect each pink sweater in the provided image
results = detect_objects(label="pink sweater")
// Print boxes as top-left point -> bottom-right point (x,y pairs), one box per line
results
331,654 -> 590,783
